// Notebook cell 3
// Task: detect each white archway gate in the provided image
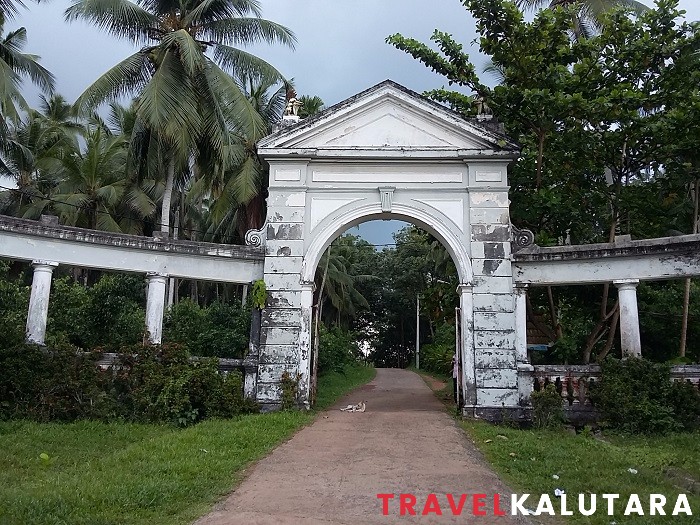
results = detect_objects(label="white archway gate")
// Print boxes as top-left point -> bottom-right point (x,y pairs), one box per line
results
250,81 -> 523,416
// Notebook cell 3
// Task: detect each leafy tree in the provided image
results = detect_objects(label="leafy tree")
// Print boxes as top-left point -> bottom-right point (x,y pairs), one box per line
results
46,124 -> 130,231
516,0 -> 648,38
388,0 -> 700,363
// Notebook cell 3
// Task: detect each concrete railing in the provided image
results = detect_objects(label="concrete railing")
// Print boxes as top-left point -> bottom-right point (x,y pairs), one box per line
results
518,363 -> 700,406
95,353 -> 259,399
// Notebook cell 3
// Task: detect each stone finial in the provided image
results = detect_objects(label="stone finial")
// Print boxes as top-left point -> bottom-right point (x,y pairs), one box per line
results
475,95 -> 493,121
284,86 -> 303,118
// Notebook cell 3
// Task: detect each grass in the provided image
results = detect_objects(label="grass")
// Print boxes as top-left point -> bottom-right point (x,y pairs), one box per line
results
0,364 -> 374,525
414,366 -> 700,523
463,421 -> 700,524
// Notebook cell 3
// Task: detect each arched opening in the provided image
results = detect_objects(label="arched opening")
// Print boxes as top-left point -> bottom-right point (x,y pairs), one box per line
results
306,215 -> 468,408
302,204 -> 473,286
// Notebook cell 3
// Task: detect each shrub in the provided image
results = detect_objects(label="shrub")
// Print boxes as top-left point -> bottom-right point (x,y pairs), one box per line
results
0,265 -> 29,350
0,342 -> 108,421
45,273 -> 146,350
0,342 -> 258,425
280,371 -> 302,410
47,277 -> 90,347
531,384 -> 564,429
84,274 -> 145,349
590,358 -> 700,434
420,323 -> 455,376
318,325 -> 360,374
163,299 -> 250,358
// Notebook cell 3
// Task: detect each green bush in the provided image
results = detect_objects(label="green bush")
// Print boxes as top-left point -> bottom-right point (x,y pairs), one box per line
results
163,299 -> 250,358
531,384 -> 564,429
420,323 -> 455,376
590,358 -> 700,434
280,370 -> 302,410
0,342 -> 257,425
44,273 -> 145,350
0,264 -> 29,350
318,325 -> 360,374
84,274 -> 145,349
0,342 -> 109,421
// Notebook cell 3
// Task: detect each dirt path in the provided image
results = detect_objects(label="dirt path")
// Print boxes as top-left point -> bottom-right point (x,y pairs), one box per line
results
194,368 -> 532,525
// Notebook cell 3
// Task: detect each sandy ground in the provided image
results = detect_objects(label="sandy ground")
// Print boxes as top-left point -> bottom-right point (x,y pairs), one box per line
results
194,368 -> 534,525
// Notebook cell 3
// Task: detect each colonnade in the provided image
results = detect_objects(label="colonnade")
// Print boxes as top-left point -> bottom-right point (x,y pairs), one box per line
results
513,280 -> 642,359
25,260 -> 169,345
25,259 -> 644,361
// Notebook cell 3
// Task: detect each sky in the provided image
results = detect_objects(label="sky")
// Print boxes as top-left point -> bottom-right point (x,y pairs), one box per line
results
11,0 -> 700,246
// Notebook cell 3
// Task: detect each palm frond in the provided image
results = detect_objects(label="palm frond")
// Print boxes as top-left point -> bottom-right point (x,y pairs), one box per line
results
159,29 -> 206,77
182,0 -> 261,27
204,59 -> 266,139
0,26 -> 55,93
200,17 -> 296,49
64,0 -> 157,43
73,49 -> 152,114
135,49 -> 201,153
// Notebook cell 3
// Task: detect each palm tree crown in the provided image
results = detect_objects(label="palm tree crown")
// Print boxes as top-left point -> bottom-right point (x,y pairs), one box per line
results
65,0 -> 295,233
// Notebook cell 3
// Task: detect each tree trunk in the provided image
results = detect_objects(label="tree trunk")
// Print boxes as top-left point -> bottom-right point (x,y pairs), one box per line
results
191,280 -> 198,305
597,303 -> 620,362
536,131 -> 545,189
679,178 -> 699,358
311,248 -> 331,405
547,286 -> 562,339
160,158 -> 175,234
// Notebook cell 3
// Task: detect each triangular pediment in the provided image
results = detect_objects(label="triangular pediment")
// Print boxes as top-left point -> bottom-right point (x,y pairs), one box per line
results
258,80 -> 518,154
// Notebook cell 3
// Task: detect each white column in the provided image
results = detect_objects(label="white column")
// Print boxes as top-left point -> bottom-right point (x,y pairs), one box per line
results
26,260 -> 58,345
458,284 -> 476,407
514,284 -> 528,363
298,281 -> 315,408
145,272 -> 168,344
614,279 -> 641,358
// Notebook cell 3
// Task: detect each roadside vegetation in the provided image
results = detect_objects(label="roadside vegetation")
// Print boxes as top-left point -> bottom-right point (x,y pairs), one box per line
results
464,421 -> 700,525
0,350 -> 373,525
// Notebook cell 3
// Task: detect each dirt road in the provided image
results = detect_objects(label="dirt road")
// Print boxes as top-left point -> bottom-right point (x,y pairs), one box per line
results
194,368 -> 532,524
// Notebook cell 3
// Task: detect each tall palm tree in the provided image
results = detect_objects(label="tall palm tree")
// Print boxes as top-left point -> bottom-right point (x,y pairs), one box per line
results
0,19 -> 54,158
189,69 -> 288,242
516,0 -> 648,37
65,0 -> 295,235
46,124 -> 130,231
0,101 -> 75,215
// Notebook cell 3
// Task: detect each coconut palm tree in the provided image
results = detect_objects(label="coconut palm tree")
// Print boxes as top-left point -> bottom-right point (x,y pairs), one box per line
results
516,0 -> 648,38
189,69 -> 288,242
47,124 -> 130,232
0,19 -> 55,158
0,100 -> 77,216
298,95 -> 324,119
65,0 -> 295,235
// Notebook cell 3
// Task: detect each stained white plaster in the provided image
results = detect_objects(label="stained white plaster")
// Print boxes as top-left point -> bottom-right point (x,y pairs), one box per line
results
258,81 -> 518,410
26,260 -> 58,345
413,198 -> 465,233
615,279 -> 642,358
145,272 -> 167,344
